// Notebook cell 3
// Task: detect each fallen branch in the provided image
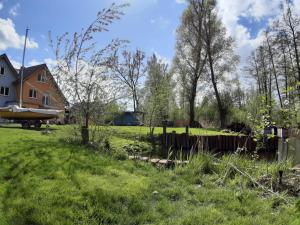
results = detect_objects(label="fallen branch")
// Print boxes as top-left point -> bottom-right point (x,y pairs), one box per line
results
209,154 -> 290,204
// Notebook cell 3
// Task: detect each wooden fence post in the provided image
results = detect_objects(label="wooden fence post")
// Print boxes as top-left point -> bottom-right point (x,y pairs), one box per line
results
171,131 -> 176,157
162,122 -> 167,156
277,128 -> 288,162
185,126 -> 189,135
171,131 -> 176,145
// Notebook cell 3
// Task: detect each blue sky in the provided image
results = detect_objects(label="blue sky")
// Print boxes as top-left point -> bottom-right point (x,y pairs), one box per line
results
0,0 -> 186,68
0,0 -> 296,71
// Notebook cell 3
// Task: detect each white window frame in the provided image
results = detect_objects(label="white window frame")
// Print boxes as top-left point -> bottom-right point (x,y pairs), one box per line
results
0,86 -> 10,96
29,89 -> 37,99
37,73 -> 47,83
42,94 -> 51,105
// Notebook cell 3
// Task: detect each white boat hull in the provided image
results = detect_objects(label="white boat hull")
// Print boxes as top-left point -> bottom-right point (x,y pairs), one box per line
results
0,105 -> 62,120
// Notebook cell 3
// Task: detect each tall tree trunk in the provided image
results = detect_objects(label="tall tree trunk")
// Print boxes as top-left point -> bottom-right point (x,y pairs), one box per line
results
253,56 -> 262,94
189,76 -> 198,127
291,31 -> 300,100
82,102 -> 90,145
289,21 -> 300,82
280,43 -> 289,100
287,15 -> 300,100
286,35 -> 296,77
260,47 -> 269,112
266,37 -> 283,107
262,64 -> 269,109
268,67 -> 272,115
208,52 -> 225,128
132,90 -> 139,112
133,94 -> 136,112
286,38 -> 300,100
189,97 -> 195,127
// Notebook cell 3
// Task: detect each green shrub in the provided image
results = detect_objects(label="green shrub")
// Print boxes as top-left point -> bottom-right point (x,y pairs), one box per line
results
296,199 -> 300,212
112,148 -> 128,160
122,142 -> 149,156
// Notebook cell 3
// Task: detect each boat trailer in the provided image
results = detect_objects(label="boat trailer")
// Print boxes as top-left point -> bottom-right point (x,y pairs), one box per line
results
0,105 -> 62,129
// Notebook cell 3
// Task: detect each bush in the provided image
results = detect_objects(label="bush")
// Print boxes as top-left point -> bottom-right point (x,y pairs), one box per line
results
112,148 -> 128,160
226,122 -> 251,135
122,142 -> 149,156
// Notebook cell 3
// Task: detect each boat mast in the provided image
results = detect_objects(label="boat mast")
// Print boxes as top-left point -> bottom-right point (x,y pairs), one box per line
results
19,28 -> 29,108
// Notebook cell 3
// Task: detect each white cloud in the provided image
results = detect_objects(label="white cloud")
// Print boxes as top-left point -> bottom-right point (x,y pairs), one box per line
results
150,16 -> 170,29
291,0 -> 300,17
28,59 -> 42,67
155,52 -> 171,66
0,18 -> 38,50
28,58 -> 57,70
0,2 -> 3,10
245,0 -> 282,20
9,3 -> 20,17
44,58 -> 57,69
10,57 -> 57,70
10,59 -> 21,69
216,0 -> 282,67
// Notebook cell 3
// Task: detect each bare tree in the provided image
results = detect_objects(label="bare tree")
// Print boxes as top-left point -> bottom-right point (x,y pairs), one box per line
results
174,0 -> 207,127
247,51 -> 262,94
265,30 -> 283,107
248,43 -> 278,116
110,49 -> 146,112
259,45 -> 272,111
276,31 -> 290,100
281,1 -> 300,83
50,3 -> 127,144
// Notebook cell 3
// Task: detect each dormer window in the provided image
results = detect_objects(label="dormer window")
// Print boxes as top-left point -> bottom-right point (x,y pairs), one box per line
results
37,73 -> 47,83
0,66 -> 4,75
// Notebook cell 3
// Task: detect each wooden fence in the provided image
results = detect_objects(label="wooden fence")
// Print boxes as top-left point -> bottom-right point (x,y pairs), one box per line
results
160,132 -> 278,159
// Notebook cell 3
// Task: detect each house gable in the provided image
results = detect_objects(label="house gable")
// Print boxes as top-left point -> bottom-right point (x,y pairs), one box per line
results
0,54 -> 18,107
15,64 -> 66,110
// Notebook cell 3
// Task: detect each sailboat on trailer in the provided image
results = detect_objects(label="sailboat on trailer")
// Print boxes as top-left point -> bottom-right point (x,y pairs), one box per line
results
0,105 -> 62,120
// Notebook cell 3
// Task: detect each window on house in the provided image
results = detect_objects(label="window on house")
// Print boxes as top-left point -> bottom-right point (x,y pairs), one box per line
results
0,86 -> 9,96
0,67 -> 4,75
29,89 -> 37,98
37,73 -> 47,82
42,94 -> 50,105
5,87 -> 9,96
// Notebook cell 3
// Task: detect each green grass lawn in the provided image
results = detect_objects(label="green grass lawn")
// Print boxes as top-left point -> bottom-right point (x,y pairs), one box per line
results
102,125 -> 234,149
0,125 -> 298,225
109,125 -> 228,136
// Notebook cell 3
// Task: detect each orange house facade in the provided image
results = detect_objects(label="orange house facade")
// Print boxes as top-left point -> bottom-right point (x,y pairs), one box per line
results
15,64 -> 66,111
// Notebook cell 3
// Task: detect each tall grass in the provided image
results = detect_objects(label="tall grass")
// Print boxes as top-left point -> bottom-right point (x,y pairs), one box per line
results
0,125 -> 297,225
